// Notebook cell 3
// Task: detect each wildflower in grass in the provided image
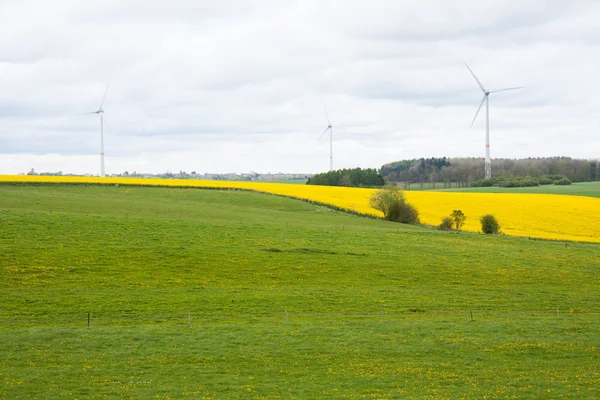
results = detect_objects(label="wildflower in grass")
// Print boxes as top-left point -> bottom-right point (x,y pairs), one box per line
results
1,174 -> 599,243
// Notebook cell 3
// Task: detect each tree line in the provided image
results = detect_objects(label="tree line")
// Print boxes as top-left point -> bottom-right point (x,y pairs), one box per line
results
307,168 -> 385,187
381,157 -> 599,188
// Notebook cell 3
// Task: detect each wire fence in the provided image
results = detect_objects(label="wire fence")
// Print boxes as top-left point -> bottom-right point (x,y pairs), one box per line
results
2,307 -> 598,327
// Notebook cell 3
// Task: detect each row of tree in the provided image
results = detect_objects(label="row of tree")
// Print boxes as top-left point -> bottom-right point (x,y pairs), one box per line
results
307,168 -> 385,187
381,157 -> 599,188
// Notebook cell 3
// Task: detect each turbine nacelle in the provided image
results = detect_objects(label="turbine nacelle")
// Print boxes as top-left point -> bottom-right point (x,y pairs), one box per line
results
83,84 -> 110,177
465,63 -> 522,179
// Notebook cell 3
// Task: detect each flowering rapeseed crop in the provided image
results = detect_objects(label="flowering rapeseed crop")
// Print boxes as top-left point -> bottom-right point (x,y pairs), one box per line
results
1,175 -> 599,243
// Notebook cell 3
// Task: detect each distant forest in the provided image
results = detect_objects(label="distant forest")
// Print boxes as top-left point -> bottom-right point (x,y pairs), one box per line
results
307,168 -> 384,187
382,157 -> 599,188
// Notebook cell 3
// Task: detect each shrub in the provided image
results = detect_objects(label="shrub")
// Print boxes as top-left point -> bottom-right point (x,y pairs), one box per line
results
450,210 -> 466,231
369,185 -> 403,219
539,177 -> 553,185
438,216 -> 453,230
388,200 -> 420,224
472,177 -> 541,188
498,176 -> 539,187
480,214 -> 501,234
543,174 -> 566,182
554,177 -> 572,185
369,185 -> 420,224
470,178 -> 502,187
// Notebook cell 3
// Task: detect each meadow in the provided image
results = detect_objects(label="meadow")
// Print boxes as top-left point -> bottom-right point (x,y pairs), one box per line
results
2,175 -> 600,244
441,181 -> 600,198
264,178 -> 308,184
1,184 -> 599,398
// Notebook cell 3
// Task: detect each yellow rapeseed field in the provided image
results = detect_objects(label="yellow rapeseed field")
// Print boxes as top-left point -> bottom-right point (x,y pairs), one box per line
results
2,175 -> 599,243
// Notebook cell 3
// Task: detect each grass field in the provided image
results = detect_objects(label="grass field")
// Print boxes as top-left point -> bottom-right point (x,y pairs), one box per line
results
264,178 -> 308,184
397,182 -> 463,190
1,184 -> 599,398
2,175 -> 600,243
440,181 -> 600,198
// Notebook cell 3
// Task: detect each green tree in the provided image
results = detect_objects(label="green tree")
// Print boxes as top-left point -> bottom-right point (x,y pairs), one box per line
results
307,168 -> 384,187
370,185 -> 419,224
480,214 -> 501,234
370,185 -> 403,219
450,210 -> 466,231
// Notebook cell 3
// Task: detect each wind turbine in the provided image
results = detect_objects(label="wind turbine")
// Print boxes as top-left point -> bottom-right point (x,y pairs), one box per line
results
466,63 -> 522,179
318,105 -> 333,171
84,84 -> 110,177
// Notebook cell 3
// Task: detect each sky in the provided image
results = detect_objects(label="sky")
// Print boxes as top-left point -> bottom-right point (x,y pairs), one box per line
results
0,0 -> 599,175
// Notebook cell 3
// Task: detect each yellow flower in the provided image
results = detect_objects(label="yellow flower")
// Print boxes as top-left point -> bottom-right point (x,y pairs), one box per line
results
2,175 -> 599,243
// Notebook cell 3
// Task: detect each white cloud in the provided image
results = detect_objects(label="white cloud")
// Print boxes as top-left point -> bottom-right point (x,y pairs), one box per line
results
0,0 -> 598,175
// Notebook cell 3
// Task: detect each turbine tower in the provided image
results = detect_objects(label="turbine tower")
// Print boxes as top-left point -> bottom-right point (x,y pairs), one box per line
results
466,63 -> 522,179
319,105 -> 333,171
84,84 -> 110,177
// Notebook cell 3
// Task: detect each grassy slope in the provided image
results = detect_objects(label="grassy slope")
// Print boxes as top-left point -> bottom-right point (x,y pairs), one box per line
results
437,181 -> 600,198
1,185 -> 599,398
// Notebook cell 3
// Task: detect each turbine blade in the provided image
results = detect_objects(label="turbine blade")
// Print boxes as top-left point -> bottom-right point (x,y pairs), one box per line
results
80,111 -> 99,115
324,104 -> 331,126
318,126 -> 329,140
99,83 -> 110,110
470,94 -> 487,128
465,63 -> 486,93
489,86 -> 524,93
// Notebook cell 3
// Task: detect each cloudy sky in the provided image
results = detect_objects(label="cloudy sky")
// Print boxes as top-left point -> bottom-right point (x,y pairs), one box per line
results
1,0 -> 599,175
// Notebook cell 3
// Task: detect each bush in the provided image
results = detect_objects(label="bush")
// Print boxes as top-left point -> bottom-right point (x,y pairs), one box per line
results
499,176 -> 539,187
388,200 -> 420,224
471,176 -> 541,188
369,185 -> 420,224
470,178 -> 502,187
480,214 -> 501,234
543,174 -> 566,182
554,177 -> 572,185
438,216 -> 453,230
539,177 -> 553,185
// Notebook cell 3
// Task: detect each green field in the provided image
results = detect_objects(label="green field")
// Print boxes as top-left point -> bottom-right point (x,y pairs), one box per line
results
438,181 -> 600,198
264,178 -> 308,184
396,182 -> 463,191
1,185 -> 599,398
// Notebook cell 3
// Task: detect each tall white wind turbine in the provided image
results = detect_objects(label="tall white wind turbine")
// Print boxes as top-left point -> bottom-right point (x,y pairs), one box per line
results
318,105 -> 333,171
466,63 -> 523,179
84,84 -> 110,177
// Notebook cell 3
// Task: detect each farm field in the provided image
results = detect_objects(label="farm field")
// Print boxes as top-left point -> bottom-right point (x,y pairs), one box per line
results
2,175 -> 600,243
440,181 -> 600,198
1,184 -> 600,398
264,178 -> 308,184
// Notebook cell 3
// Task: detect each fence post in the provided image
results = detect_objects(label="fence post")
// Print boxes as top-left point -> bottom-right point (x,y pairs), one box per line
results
188,312 -> 191,327
285,309 -> 288,324
87,312 -> 91,328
